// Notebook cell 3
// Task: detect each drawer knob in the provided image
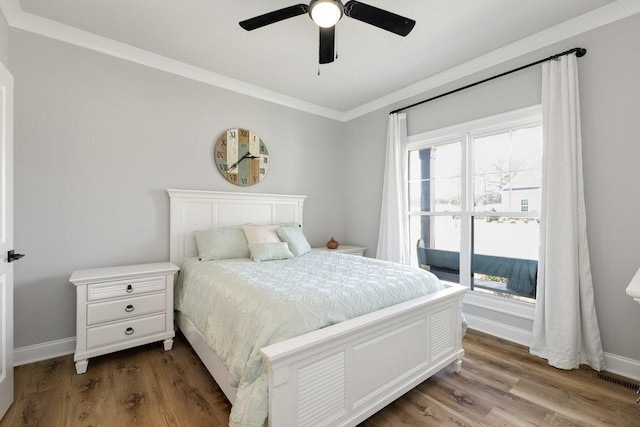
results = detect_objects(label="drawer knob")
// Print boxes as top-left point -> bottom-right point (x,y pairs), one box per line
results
125,304 -> 135,312
126,284 -> 133,293
125,327 -> 135,336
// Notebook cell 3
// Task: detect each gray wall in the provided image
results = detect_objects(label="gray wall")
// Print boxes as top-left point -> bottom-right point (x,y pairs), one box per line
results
344,13 -> 640,361
0,10 -> 8,66
8,11 -> 640,365
11,29 -> 346,348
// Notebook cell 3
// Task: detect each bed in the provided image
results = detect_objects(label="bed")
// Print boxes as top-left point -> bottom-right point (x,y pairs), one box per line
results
168,189 -> 467,426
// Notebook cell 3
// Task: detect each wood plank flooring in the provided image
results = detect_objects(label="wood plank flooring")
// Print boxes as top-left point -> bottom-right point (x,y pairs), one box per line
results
1,329 -> 638,426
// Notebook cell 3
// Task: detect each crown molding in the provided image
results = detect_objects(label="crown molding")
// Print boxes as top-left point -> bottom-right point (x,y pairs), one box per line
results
1,0 -> 639,123
342,0 -> 640,121
0,0 -> 343,121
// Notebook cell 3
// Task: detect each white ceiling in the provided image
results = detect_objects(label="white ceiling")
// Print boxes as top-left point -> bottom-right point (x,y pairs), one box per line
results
6,0 -> 630,117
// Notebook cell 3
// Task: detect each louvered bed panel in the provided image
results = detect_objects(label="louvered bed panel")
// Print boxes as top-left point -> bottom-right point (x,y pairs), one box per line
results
262,291 -> 465,426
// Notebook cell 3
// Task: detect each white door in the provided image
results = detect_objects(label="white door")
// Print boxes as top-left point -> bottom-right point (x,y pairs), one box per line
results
0,60 -> 15,419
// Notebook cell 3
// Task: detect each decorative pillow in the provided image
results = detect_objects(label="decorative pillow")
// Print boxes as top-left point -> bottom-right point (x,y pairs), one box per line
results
276,225 -> 311,257
248,242 -> 295,262
194,227 -> 250,261
242,225 -> 281,244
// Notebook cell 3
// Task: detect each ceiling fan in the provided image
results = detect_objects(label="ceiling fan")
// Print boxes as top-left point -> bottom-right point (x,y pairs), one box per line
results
239,0 -> 416,64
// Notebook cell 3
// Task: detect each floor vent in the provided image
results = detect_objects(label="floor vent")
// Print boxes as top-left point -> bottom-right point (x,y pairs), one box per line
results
597,372 -> 638,390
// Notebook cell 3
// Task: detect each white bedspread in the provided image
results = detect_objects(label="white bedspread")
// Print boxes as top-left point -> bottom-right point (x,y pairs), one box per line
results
175,251 -> 443,427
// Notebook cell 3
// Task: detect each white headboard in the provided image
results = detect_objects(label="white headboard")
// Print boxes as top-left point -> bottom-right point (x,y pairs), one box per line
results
168,189 -> 306,267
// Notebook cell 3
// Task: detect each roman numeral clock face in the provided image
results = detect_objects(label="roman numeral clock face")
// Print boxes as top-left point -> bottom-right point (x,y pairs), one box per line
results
214,128 -> 269,186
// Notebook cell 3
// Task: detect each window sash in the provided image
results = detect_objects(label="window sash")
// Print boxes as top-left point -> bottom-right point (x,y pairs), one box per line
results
407,106 -> 541,300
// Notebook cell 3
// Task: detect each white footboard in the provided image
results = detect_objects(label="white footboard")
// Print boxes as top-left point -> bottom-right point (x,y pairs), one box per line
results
261,283 -> 467,426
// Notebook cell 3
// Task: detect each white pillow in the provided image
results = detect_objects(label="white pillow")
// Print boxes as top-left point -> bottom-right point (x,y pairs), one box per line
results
242,225 -> 281,244
248,242 -> 294,262
276,225 -> 311,257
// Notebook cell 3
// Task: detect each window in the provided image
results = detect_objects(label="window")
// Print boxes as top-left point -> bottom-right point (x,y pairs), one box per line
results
408,107 -> 541,302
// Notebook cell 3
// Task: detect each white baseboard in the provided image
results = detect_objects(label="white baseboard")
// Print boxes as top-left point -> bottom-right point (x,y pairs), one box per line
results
464,312 -> 533,347
603,352 -> 640,382
464,313 -> 640,382
13,326 -> 640,383
13,336 -> 75,367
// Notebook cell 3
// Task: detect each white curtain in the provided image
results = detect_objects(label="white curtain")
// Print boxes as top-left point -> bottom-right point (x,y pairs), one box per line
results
530,54 -> 605,371
376,113 -> 410,264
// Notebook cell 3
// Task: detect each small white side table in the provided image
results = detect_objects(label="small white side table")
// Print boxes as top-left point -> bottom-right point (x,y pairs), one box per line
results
70,262 -> 179,374
313,245 -> 366,256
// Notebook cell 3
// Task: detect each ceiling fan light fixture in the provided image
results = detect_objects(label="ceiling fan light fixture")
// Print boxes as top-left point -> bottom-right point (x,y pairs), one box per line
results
309,0 -> 343,28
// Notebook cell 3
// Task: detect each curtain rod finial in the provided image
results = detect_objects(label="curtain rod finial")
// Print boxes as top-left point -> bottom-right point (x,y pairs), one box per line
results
576,48 -> 587,57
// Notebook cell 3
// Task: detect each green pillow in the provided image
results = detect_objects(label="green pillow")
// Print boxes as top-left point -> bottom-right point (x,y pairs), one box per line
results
276,225 -> 311,257
194,227 -> 250,260
248,242 -> 295,262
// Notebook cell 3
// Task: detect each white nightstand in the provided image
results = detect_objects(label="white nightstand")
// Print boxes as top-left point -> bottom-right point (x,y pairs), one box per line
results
313,245 -> 366,256
70,262 -> 179,374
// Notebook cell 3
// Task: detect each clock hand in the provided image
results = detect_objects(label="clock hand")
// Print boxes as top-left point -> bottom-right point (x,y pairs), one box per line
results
227,152 -> 251,172
229,154 -> 261,171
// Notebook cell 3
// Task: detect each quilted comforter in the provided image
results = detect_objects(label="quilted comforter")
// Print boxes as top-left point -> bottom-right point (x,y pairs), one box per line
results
175,251 -> 444,427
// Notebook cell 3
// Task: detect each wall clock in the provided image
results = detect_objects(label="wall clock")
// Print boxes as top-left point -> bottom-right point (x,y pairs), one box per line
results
214,128 -> 269,186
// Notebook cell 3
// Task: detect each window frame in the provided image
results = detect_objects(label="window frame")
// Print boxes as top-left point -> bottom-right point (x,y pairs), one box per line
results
407,105 -> 542,307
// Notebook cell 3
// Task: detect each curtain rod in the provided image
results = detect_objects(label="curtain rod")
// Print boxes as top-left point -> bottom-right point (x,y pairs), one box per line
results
390,47 -> 587,115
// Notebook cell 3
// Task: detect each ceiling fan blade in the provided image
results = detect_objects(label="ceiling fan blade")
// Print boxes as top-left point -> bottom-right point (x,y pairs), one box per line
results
319,26 -> 335,64
343,1 -> 415,36
239,4 -> 309,31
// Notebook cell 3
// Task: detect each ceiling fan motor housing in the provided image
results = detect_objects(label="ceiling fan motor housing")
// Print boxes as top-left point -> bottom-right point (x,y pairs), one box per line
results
309,0 -> 344,28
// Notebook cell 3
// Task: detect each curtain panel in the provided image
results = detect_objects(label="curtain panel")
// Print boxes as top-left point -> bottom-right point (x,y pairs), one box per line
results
376,113 -> 410,264
530,54 -> 605,371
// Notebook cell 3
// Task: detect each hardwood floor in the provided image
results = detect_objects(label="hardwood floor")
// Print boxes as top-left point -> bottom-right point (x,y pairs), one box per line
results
1,335 -> 231,426
1,329 -> 638,426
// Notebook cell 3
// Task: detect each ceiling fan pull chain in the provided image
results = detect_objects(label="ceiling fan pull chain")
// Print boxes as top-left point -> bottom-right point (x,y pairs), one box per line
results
318,65 -> 321,76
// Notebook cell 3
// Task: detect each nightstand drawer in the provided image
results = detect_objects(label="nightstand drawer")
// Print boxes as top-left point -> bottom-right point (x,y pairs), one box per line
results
87,275 -> 166,301
87,293 -> 167,325
86,313 -> 166,350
